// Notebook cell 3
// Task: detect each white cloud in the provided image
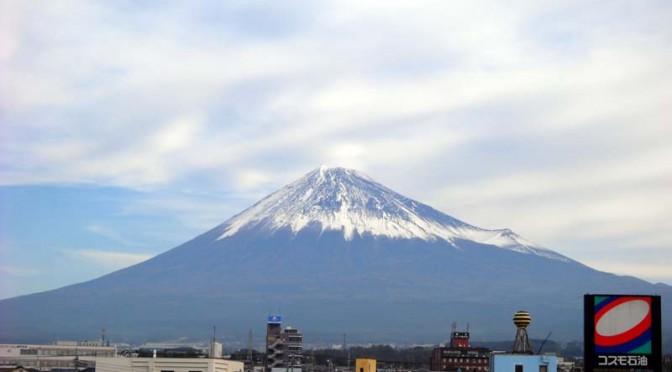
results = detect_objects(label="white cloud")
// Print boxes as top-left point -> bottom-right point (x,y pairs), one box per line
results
0,266 -> 40,277
426,144 -> 672,257
2,1 -> 669,191
435,146 -> 672,206
86,224 -> 150,248
68,250 -> 154,270
586,258 -> 672,285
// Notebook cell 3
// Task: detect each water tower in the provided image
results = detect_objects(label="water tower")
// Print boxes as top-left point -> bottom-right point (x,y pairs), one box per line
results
512,310 -> 533,354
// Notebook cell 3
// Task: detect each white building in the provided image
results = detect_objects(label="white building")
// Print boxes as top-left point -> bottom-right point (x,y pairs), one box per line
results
210,342 -> 223,359
96,357 -> 244,372
0,342 -> 116,370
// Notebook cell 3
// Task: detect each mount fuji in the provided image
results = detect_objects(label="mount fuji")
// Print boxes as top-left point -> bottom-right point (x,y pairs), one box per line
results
1,167 -> 670,344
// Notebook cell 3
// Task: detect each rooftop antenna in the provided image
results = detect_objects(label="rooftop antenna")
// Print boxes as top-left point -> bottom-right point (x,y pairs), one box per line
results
537,331 -> 552,354
101,328 -> 106,346
451,322 -> 457,333
213,325 -> 216,343
466,322 -> 470,333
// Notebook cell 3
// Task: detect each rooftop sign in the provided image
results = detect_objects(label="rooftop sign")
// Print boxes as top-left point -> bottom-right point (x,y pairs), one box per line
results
584,294 -> 662,371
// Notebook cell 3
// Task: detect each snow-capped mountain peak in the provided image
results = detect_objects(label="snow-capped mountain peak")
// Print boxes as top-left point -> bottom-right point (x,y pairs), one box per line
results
217,166 -> 569,261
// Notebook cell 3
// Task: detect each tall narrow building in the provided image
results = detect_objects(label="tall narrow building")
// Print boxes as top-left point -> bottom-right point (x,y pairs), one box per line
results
282,327 -> 303,370
266,315 -> 283,370
265,315 -> 303,372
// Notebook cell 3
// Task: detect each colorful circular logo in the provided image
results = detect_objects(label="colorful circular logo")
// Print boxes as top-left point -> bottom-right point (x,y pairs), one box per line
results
594,296 -> 652,354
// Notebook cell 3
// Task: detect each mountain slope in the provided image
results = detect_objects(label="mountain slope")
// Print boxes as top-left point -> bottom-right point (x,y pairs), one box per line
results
0,167 -> 669,344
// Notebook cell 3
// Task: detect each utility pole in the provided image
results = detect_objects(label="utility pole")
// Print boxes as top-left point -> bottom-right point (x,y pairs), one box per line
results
211,325 -> 217,359
247,329 -> 253,371
74,344 -> 80,372
343,333 -> 350,372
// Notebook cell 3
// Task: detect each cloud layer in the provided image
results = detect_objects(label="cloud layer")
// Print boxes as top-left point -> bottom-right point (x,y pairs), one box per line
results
67,249 -> 154,270
1,1 -> 671,288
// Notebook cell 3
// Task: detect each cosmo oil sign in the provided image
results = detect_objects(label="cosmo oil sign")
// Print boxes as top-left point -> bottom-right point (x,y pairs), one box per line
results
584,294 -> 662,372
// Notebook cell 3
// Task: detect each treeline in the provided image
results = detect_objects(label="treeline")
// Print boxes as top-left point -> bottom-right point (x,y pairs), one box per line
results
230,338 -> 672,367
230,339 -> 585,367
471,340 -> 583,359
229,345 -> 432,367
308,345 -> 433,367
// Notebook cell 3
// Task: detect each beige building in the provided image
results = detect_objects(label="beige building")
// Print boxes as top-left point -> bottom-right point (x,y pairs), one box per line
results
96,357 -> 244,372
355,358 -> 376,372
0,343 -> 115,370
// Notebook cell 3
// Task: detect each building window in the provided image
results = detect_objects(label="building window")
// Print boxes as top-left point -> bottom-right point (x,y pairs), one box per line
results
515,365 -> 523,372
539,366 -> 547,372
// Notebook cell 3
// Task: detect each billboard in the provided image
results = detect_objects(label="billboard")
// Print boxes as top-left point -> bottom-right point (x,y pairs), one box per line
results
267,315 -> 282,324
584,294 -> 662,371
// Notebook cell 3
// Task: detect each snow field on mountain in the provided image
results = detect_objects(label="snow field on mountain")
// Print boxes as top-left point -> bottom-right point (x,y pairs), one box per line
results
217,167 -> 569,262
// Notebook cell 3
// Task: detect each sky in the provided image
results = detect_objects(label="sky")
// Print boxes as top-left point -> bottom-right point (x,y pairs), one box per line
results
1,0 -> 671,299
